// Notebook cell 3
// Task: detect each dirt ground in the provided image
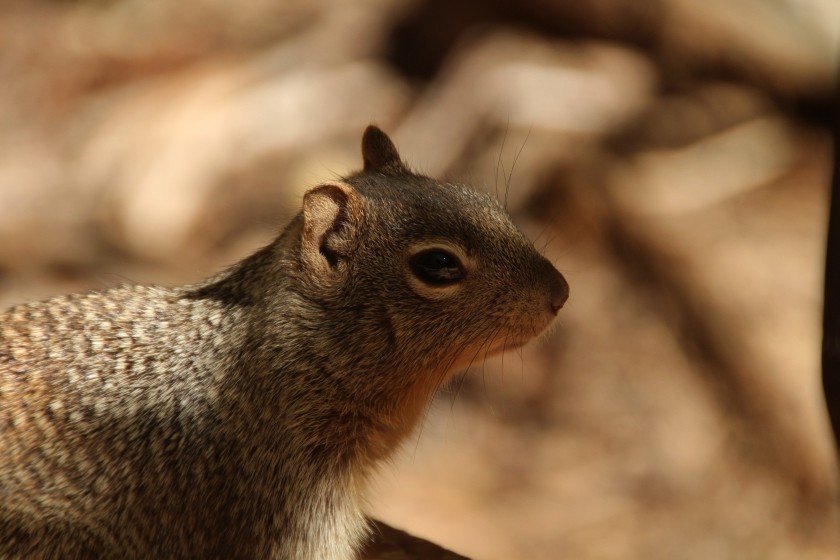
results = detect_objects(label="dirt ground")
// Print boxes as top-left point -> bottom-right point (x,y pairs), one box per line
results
0,1 -> 838,558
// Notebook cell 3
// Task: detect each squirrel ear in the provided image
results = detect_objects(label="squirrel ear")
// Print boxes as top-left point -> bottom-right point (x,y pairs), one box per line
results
301,182 -> 360,273
362,125 -> 406,173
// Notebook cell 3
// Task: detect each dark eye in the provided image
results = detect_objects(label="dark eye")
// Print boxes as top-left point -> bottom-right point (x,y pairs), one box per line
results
410,250 -> 465,285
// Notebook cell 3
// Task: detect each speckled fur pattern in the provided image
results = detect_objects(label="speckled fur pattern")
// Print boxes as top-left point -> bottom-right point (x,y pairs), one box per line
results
0,127 -> 568,559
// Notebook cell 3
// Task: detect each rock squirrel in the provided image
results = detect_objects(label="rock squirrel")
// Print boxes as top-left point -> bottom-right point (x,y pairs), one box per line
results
0,126 -> 569,559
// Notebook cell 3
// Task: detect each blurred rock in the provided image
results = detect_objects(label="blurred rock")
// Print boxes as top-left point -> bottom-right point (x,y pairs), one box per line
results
389,0 -> 838,103
395,32 -> 655,188
610,115 -> 801,215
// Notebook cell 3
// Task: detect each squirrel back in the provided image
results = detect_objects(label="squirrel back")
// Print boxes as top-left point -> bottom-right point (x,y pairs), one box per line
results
0,126 -> 568,559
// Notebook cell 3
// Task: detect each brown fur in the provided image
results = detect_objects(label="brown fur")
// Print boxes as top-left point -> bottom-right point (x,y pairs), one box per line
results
0,126 -> 568,559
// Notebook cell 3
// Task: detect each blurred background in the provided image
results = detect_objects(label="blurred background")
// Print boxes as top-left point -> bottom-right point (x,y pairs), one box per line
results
1,1 -> 838,558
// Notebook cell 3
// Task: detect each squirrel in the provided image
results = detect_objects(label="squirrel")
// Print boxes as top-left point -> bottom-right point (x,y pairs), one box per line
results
0,126 -> 569,559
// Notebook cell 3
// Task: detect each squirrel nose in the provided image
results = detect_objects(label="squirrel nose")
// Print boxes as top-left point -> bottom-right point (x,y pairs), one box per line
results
548,267 -> 569,315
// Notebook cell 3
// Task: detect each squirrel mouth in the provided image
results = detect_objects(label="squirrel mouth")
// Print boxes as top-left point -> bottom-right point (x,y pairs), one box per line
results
484,312 -> 555,355
485,330 -> 537,355
446,332 -> 533,372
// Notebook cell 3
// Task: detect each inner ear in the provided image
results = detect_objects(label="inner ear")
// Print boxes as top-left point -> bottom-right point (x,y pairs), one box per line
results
302,182 -> 360,272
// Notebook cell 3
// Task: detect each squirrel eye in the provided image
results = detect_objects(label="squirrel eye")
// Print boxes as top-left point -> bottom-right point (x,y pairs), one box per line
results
410,250 -> 464,285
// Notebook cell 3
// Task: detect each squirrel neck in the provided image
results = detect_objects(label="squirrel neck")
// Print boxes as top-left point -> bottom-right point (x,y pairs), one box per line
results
184,216 -> 431,476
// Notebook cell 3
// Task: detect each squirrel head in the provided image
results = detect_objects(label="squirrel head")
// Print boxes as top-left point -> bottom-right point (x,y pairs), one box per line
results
288,126 -> 568,387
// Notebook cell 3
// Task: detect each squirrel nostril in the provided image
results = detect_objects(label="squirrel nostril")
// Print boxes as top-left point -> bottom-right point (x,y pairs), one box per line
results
549,273 -> 569,315
537,258 -> 569,316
